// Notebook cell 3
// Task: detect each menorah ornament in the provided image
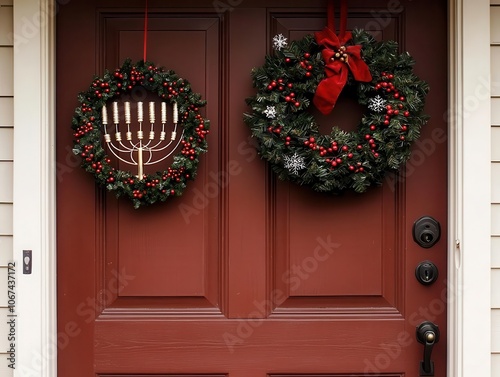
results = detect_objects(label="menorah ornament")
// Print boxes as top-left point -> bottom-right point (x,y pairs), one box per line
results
71,59 -> 210,208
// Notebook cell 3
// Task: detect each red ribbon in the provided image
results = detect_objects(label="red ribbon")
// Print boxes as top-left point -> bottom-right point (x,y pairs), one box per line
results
313,0 -> 372,115
143,0 -> 149,61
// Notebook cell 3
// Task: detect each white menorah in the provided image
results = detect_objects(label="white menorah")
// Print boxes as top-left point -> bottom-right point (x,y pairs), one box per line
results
102,101 -> 182,179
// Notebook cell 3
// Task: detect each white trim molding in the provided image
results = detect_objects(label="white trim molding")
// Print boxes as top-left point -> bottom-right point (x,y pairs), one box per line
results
13,0 -> 56,376
11,0 -> 492,376
448,0 -> 492,376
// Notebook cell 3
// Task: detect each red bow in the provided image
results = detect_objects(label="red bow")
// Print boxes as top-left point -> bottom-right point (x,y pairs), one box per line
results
313,27 -> 372,115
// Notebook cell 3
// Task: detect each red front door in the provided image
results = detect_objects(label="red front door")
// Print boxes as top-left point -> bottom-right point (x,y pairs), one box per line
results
56,1 -> 448,376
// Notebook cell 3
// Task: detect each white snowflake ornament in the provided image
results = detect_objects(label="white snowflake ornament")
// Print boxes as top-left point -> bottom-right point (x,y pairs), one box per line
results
273,34 -> 288,51
283,152 -> 306,175
264,106 -> 277,119
367,95 -> 387,113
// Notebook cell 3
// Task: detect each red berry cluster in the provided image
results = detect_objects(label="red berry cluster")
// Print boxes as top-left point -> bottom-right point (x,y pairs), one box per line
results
364,133 -> 379,158
374,72 -> 405,100
183,104 -> 200,116
145,65 -> 160,83
80,103 -> 93,113
132,189 -> 145,199
164,167 -> 187,183
127,67 -> 145,88
374,72 -> 411,141
303,136 -> 318,150
91,79 -> 111,98
106,171 -> 115,183
348,162 -> 365,173
267,78 -> 301,107
181,140 -> 197,161
162,80 -> 186,100
90,161 -> 103,174
267,124 -> 283,134
113,70 -> 124,92
80,144 -> 93,159
195,122 -> 208,143
322,142 -> 350,169
303,138 -> 353,169
74,118 -> 94,139
299,52 -> 313,78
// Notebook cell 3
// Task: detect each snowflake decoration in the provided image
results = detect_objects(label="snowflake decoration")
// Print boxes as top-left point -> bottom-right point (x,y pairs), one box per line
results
273,34 -> 288,50
263,106 -> 277,119
368,95 -> 387,113
367,95 -> 387,113
283,152 -> 306,175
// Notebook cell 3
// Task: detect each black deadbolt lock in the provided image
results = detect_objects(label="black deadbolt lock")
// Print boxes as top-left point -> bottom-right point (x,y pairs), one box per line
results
413,216 -> 441,248
415,260 -> 439,285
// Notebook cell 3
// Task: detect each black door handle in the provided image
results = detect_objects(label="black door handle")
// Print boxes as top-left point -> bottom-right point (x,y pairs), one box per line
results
416,321 -> 440,376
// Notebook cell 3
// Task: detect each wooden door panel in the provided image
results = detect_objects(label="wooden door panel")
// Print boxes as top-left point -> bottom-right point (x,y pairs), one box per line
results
273,185 -> 402,313
57,1 -> 448,376
95,320 -> 407,371
269,13 -> 402,314
98,13 -> 222,310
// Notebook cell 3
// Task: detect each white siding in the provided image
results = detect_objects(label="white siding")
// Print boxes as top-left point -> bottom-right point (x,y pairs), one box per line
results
0,2 -> 13,376
492,3 -> 500,374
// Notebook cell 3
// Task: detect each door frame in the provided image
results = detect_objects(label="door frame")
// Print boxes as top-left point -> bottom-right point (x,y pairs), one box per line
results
12,0 -> 491,376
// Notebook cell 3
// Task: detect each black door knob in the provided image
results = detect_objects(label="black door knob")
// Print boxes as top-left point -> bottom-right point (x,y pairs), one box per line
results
416,321 -> 440,376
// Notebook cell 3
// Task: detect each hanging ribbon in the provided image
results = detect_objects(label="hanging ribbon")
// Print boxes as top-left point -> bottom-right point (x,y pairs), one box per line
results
313,0 -> 372,115
143,0 -> 149,61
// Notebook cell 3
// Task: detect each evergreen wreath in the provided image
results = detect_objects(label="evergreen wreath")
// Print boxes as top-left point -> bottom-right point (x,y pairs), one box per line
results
244,29 -> 429,194
71,59 -> 210,209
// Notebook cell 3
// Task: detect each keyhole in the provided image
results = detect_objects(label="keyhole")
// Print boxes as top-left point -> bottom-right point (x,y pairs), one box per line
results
421,232 -> 434,244
416,261 -> 438,285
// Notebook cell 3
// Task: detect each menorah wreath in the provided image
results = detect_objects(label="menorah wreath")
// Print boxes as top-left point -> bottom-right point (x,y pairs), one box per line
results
244,28 -> 429,194
72,59 -> 209,208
